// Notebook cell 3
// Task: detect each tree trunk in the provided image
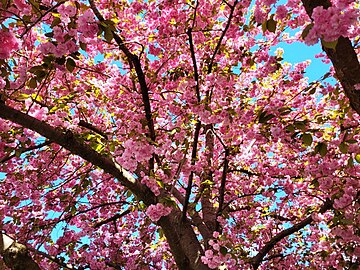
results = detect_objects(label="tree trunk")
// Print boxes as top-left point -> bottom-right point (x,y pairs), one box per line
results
0,233 -> 41,270
158,212 -> 210,270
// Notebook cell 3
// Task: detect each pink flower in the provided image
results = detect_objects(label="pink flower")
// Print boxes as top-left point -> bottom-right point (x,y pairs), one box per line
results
0,31 -> 19,59
275,5 -> 288,20
78,10 -> 98,38
0,77 -> 5,88
263,0 -> 276,5
354,83 -> 360,91
39,42 -> 56,55
304,6 -> 359,45
146,203 -> 172,222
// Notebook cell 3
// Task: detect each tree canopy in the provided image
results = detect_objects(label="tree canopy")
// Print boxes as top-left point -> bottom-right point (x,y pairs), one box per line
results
0,0 -> 359,269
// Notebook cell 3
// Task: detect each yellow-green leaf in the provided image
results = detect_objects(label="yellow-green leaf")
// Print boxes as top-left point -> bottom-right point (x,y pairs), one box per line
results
321,39 -> 338,50
301,23 -> 314,40
104,28 -> 113,43
17,93 -> 29,101
355,154 -> 360,163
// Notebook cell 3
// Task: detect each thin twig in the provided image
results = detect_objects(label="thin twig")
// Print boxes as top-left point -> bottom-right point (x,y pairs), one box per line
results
93,209 -> 131,228
0,141 -> 52,163
215,148 -> 229,231
182,121 -> 201,220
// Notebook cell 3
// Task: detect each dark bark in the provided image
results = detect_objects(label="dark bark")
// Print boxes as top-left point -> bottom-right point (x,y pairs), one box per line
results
158,212 -> 210,270
302,0 -> 360,115
0,233 -> 41,270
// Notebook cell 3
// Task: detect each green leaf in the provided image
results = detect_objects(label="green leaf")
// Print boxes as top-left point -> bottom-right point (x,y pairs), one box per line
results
301,23 -> 313,40
319,142 -> 327,157
66,58 -> 76,72
55,56 -> 66,65
302,133 -> 313,146
339,142 -> 348,154
258,111 -> 275,123
346,139 -> 357,144
51,17 -> 61,28
261,20 -> 267,33
286,124 -> 295,133
80,42 -> 87,51
220,246 -> 228,255
35,70 -> 47,81
348,157 -> 354,167
311,179 -> 319,188
294,121 -> 306,131
267,17 -> 277,33
315,142 -> 327,157
29,66 -> 44,74
355,154 -> 360,163
104,28 -> 113,43
28,77 -> 38,88
321,39 -> 338,50
44,31 -> 54,38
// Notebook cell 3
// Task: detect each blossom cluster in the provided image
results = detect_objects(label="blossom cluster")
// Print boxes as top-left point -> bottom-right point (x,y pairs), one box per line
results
201,232 -> 237,269
0,30 -> 19,59
145,203 -> 172,222
115,139 -> 154,171
304,5 -> 359,45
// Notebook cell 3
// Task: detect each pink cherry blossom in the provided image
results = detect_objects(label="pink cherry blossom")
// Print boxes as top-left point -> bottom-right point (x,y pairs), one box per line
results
146,203 -> 172,222
0,30 -> 19,59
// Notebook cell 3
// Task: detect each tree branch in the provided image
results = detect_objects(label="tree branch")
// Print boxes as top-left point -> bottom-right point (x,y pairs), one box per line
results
182,121 -> 201,221
27,246 -> 76,270
187,0 -> 201,102
93,209 -> 131,228
89,0 -> 156,143
78,120 -> 108,139
0,140 -> 52,164
250,199 -> 332,269
215,148 -> 229,232
207,0 -> 238,74
0,102 -> 156,206
201,125 -> 217,234
301,0 -> 360,115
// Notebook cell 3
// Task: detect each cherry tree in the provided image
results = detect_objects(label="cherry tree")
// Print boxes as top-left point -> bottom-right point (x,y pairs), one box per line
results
0,0 -> 359,269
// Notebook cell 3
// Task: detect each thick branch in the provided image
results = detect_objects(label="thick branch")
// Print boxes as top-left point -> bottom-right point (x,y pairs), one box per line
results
301,0 -> 360,115
0,102 -> 156,206
201,125 -> 217,234
26,246 -> 76,270
250,199 -> 332,269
